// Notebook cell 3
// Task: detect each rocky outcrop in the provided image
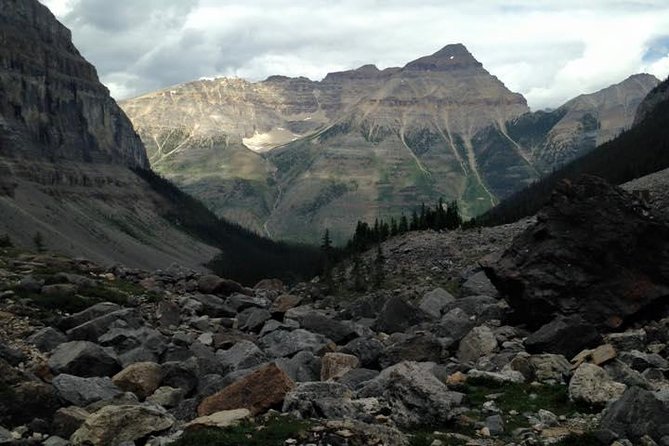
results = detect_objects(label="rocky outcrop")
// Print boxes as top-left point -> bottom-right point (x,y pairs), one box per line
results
484,175 -> 669,330
0,0 -> 147,168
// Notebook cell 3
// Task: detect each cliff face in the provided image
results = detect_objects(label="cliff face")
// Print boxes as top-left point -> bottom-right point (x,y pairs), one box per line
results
0,0 -> 148,168
0,0 -> 218,270
633,76 -> 669,126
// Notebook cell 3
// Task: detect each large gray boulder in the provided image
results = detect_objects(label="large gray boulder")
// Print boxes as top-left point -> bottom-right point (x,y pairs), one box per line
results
297,313 -> 357,344
52,374 -> 122,406
66,309 -> 143,342
457,326 -> 497,364
568,363 -> 626,406
27,327 -> 67,352
357,361 -> 464,428
258,329 -> 332,358
49,341 -> 121,377
217,341 -> 268,373
341,336 -> 385,369
57,302 -> 122,331
600,387 -> 669,443
282,382 -> 354,419
276,351 -> 322,382
524,315 -> 601,359
373,297 -> 426,334
418,288 -> 455,318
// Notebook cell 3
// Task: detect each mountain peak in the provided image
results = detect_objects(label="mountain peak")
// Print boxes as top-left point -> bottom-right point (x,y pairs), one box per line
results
404,43 -> 482,72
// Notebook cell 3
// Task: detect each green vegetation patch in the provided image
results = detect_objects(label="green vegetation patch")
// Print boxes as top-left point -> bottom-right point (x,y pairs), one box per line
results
172,416 -> 312,446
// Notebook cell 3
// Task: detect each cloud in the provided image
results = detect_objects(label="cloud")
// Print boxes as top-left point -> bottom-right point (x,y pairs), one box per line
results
40,0 -> 669,110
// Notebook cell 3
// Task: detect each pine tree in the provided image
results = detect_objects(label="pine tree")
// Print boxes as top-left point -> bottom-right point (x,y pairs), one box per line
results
399,214 -> 409,233
373,244 -> 385,287
321,229 -> 334,290
351,255 -> 367,292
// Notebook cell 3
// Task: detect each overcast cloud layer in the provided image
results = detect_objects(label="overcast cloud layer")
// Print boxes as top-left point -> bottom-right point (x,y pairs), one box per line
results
42,0 -> 669,110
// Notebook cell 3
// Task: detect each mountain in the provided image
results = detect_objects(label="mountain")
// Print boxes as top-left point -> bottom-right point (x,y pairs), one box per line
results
0,0 -> 323,283
472,75 -> 669,228
475,73 -> 659,172
121,45 -> 657,244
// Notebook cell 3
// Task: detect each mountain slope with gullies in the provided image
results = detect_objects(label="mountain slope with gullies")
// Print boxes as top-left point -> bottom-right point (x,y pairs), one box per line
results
473,73 -> 659,173
121,45 -> 657,244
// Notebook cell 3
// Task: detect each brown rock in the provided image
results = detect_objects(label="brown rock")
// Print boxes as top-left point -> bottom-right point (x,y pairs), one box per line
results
111,362 -> 162,400
572,344 -> 617,368
254,279 -> 284,291
321,352 -> 360,381
41,284 -> 78,296
446,371 -> 468,388
271,294 -> 304,314
197,363 -> 295,416
52,406 -> 90,438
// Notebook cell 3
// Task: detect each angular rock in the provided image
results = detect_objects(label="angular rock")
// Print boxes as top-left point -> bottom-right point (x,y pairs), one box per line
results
70,404 -> 175,446
435,308 -> 475,341
483,176 -> 669,330
467,369 -> 525,384
601,387 -> 669,444
524,315 -> 602,359
379,333 -> 448,369
572,344 -> 617,368
298,313 -> 357,344
619,350 -> 669,372
146,386 -> 184,408
184,408 -> 251,431
568,363 -> 626,405
49,341 -> 121,377
528,354 -> 572,384
373,297 -> 426,334
226,294 -> 267,312
27,327 -> 68,352
99,326 -> 168,365
605,329 -> 647,352
41,284 -> 78,296
156,300 -> 181,328
57,302 -> 122,331
444,295 -> 501,320
357,361 -> 464,428
337,368 -> 379,390
198,275 -> 242,296
418,288 -> 455,318
0,342 -> 26,366
111,362 -> 162,400
282,382 -> 354,419
275,351 -> 321,382
341,336 -> 384,369
52,406 -> 90,439
461,271 -> 498,297
66,308 -> 143,342
53,374 -> 122,406
6,381 -> 59,425
217,341 -> 268,373
160,361 -> 199,396
192,294 -> 236,318
237,308 -> 271,332
321,352 -> 360,381
17,275 -> 44,293
197,363 -> 295,416
271,294 -> 303,314
457,326 -> 497,364
258,329 -> 332,358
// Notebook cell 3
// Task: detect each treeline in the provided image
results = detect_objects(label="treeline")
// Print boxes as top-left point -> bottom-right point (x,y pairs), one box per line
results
345,199 -> 462,253
132,168 -> 323,285
469,78 -> 669,228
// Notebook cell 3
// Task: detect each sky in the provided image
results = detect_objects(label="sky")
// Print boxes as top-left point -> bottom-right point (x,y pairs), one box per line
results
41,0 -> 669,110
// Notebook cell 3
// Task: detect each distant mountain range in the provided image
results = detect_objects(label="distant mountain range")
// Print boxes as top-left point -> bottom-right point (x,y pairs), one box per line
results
121,46 -> 658,243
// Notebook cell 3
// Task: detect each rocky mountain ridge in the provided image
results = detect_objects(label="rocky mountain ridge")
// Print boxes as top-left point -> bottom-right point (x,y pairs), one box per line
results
121,46 -> 657,243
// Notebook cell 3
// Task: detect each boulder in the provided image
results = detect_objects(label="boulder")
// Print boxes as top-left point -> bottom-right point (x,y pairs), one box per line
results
258,329 -> 332,358
600,387 -> 669,443
275,351 -> 321,382
373,297 -> 426,334
226,294 -> 268,312
41,284 -> 78,296
337,368 -> 380,390
483,176 -> 669,330
619,350 -> 669,372
461,271 -> 498,297
53,374 -> 122,406
282,382 -> 354,419
197,363 -> 295,416
66,308 -> 143,342
528,354 -> 572,384
57,302 -> 122,331
198,275 -> 242,296
17,275 -> 44,293
443,295 -> 502,321
297,313 -> 358,344
184,408 -> 251,431
0,342 -> 26,366
435,308 -> 475,341
156,300 -> 181,328
48,341 -> 121,377
237,308 -> 271,332
341,336 -> 384,369
70,405 -> 175,446
111,362 -> 162,400
379,333 -> 448,369
98,326 -> 168,366
357,361 -> 464,428
5,381 -> 60,425
192,294 -> 236,317
217,341 -> 268,373
271,294 -> 303,314
418,288 -> 455,318
568,363 -> 626,405
51,406 -> 90,438
524,315 -> 602,359
605,329 -> 647,352
27,327 -> 67,352
146,386 -> 184,408
321,352 -> 360,381
160,361 -> 199,396
457,326 -> 497,364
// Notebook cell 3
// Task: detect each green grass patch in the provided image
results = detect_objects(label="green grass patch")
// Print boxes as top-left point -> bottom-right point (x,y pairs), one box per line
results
172,416 -> 312,446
